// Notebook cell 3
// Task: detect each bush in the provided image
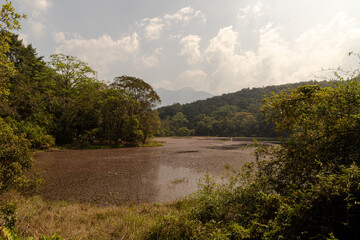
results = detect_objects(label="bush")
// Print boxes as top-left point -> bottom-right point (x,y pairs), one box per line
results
15,121 -> 55,149
0,117 -> 39,193
146,77 -> 360,239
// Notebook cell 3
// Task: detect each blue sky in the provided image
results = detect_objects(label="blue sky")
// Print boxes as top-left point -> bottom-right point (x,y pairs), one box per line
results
11,0 -> 360,94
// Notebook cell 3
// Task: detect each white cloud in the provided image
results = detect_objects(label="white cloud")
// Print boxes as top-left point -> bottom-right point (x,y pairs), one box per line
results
153,69 -> 208,91
205,26 -> 239,66
53,31 -> 66,43
164,6 -> 206,24
202,11 -> 360,94
139,17 -> 164,40
54,32 -> 140,78
179,35 -> 202,65
253,2 -> 263,17
237,1 -> 263,22
18,33 -> 29,46
138,6 -> 205,41
136,48 -> 163,68
237,6 -> 251,20
19,0 -> 51,36
30,20 -> 46,36
152,79 -> 174,90
176,70 -> 208,90
21,0 -> 51,15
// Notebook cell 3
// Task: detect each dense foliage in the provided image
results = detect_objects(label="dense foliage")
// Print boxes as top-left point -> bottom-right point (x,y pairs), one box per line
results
2,35 -> 160,147
0,0 -> 160,194
158,81 -> 335,137
147,71 -> 360,239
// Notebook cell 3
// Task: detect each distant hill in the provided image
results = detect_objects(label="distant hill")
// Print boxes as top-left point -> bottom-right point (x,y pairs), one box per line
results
156,87 -> 213,107
157,80 -> 335,137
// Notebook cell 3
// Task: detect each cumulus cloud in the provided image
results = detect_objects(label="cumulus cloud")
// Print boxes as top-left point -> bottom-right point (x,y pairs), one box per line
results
21,0 -> 51,15
153,70 -> 208,91
54,32 -> 140,78
237,1 -> 263,22
205,26 -> 239,66
164,6 -> 206,24
139,17 -> 164,40
135,48 -> 163,68
138,6 -> 205,41
19,0 -> 51,36
152,79 -> 175,90
201,11 -> 360,94
179,35 -> 202,65
175,70 -> 208,90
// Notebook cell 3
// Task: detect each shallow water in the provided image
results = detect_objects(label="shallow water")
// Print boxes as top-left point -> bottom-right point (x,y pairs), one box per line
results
34,137 -> 256,205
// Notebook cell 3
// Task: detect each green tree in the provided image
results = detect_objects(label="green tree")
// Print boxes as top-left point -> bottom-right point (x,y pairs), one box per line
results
0,117 -> 37,193
193,114 -> 213,136
112,76 -> 161,143
48,53 -> 99,143
0,0 -> 26,114
260,77 -> 360,193
112,75 -> 161,110
98,88 -> 140,144
6,34 -> 55,124
232,112 -> 257,136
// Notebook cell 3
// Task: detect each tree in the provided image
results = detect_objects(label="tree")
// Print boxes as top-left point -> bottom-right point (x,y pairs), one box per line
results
232,112 -> 257,136
111,75 -> 161,110
5,34 -> 55,125
98,88 -> 140,143
111,76 -> 161,143
48,54 -> 99,143
49,53 -> 97,100
260,77 -> 360,193
0,0 -> 26,114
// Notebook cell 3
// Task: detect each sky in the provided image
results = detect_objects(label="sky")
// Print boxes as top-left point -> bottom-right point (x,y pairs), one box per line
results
10,0 -> 360,95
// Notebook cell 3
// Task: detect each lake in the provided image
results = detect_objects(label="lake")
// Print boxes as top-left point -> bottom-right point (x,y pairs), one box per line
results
34,137 -> 257,205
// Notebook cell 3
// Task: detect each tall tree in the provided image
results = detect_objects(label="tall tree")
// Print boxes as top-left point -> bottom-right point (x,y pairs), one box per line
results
112,76 -> 161,110
0,0 -> 26,114
48,53 -> 99,143
112,76 -> 161,143
6,34 -> 55,126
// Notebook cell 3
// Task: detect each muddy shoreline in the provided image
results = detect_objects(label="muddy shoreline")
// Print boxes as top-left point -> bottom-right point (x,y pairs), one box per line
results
34,137 -> 257,205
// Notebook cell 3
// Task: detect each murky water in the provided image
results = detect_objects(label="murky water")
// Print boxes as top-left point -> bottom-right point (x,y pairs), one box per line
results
34,137 -> 256,205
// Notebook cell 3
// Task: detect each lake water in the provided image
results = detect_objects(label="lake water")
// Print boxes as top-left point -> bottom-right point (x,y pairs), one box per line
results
34,137 -> 256,205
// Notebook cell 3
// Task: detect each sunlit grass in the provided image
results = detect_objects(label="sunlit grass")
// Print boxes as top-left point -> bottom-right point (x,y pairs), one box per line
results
2,192 -> 182,240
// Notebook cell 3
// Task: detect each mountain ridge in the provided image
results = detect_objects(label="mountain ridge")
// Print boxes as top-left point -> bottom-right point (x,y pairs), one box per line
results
156,87 -> 213,107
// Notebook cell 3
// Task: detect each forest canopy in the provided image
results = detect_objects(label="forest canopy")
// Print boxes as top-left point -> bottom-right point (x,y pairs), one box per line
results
157,80 -> 335,137
0,1 -> 161,194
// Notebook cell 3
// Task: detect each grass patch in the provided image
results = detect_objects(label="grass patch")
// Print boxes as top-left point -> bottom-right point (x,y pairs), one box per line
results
1,192 -> 181,240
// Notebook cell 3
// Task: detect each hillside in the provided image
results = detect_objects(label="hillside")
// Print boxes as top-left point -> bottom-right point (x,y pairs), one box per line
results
157,80 -> 335,137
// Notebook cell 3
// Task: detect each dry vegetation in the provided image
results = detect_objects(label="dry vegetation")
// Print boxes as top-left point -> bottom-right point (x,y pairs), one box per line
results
1,191 -> 184,239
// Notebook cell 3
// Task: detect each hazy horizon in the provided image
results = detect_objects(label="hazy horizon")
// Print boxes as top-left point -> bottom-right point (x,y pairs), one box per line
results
12,0 -> 360,95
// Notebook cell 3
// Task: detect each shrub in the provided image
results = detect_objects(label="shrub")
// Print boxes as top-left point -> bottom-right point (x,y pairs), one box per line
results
15,121 -> 55,149
0,117 -> 39,193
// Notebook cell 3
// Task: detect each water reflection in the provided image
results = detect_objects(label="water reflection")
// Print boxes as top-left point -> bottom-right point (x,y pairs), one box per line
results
34,137 -> 255,205
154,164 -> 204,202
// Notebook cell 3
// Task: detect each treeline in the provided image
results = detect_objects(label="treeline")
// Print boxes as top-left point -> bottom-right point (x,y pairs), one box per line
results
148,73 -> 360,239
2,34 -> 160,147
0,5 -> 160,197
158,80 -> 334,137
